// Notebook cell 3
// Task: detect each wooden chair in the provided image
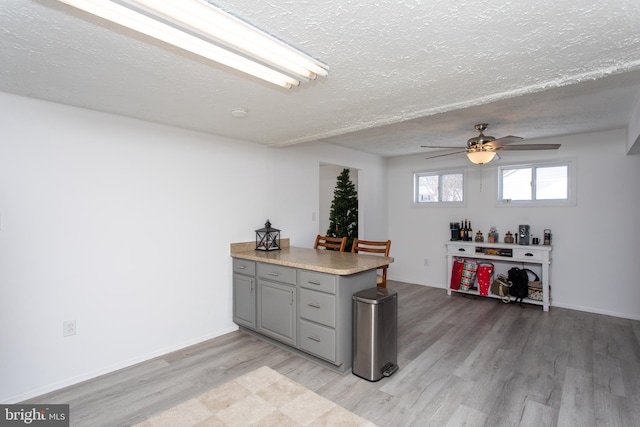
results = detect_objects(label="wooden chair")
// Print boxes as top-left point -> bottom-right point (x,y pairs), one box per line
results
351,238 -> 391,287
314,235 -> 347,252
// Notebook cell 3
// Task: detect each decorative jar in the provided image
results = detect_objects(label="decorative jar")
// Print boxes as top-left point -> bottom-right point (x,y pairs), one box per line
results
504,231 -> 514,244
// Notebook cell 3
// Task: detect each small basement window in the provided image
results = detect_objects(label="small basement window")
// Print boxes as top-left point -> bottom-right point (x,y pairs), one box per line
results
414,170 -> 465,205
498,161 -> 574,205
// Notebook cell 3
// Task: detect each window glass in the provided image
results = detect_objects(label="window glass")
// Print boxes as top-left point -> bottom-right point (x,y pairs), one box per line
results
502,168 -> 532,200
498,161 -> 572,205
415,170 -> 464,205
417,174 -> 439,202
441,173 -> 463,202
536,166 -> 568,199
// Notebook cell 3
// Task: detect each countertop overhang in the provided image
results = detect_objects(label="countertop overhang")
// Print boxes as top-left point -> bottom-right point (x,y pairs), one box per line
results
231,241 -> 393,276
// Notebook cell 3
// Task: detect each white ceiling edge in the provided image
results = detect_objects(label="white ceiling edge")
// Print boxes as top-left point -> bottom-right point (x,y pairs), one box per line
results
272,61 -> 640,149
2,0 -> 640,158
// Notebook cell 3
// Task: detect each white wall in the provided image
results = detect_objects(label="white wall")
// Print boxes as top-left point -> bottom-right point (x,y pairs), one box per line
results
628,95 -> 640,154
387,128 -> 640,320
0,93 -> 387,402
285,141 -> 388,243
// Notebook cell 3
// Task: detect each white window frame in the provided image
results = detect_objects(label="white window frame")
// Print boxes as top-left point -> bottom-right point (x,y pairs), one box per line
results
497,160 -> 576,207
413,168 -> 467,207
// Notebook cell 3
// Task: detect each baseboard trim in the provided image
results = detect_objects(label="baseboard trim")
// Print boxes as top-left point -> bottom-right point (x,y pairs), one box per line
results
5,327 -> 238,404
412,282 -> 640,321
551,302 -> 640,321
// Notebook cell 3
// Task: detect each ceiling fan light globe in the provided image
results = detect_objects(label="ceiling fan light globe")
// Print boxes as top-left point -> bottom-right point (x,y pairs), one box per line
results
467,151 -> 496,164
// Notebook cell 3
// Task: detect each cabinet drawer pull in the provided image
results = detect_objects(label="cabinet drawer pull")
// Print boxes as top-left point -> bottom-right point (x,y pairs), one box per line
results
308,302 -> 321,309
307,336 -> 321,343
290,290 -> 294,305
458,248 -> 466,252
268,272 -> 280,277
307,280 -> 321,285
525,253 -> 534,257
236,265 -> 246,270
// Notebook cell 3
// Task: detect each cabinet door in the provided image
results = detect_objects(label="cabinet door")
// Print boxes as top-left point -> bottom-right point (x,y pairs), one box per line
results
258,280 -> 297,346
233,274 -> 256,329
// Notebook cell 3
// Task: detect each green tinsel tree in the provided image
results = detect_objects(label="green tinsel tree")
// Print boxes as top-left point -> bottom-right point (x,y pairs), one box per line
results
326,168 -> 358,251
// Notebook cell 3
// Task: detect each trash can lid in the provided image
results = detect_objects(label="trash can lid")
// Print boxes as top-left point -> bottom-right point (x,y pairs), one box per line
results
352,287 -> 397,304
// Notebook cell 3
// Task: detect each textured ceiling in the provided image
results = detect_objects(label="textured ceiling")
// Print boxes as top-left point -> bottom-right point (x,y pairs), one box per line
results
2,0 -> 640,157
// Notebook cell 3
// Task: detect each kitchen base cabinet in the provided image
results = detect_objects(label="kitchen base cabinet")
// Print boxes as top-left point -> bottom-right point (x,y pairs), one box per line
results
258,279 -> 296,346
233,274 -> 256,329
232,259 -> 376,373
232,259 -> 256,330
297,269 -> 374,371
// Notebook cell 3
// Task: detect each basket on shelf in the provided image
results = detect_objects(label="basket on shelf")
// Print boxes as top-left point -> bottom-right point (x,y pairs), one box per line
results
526,270 -> 543,301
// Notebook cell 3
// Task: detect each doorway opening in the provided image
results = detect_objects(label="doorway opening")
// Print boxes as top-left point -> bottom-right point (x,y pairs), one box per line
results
319,163 -> 361,241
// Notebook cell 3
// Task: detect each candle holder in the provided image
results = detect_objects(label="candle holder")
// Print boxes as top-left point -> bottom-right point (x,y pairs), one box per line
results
255,219 -> 281,251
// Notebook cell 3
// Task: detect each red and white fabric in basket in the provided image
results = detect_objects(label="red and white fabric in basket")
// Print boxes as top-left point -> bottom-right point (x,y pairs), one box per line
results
459,260 -> 478,291
476,263 -> 494,296
450,257 -> 465,290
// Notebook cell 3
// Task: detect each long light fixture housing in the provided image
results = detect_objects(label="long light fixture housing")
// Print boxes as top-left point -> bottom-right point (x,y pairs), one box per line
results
57,0 -> 329,88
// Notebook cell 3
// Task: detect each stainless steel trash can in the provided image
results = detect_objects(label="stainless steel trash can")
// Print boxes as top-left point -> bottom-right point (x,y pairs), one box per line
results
352,287 -> 399,381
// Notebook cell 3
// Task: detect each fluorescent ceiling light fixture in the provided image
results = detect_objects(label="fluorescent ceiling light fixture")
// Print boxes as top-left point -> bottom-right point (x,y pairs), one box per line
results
466,150 -> 496,165
57,0 -> 329,88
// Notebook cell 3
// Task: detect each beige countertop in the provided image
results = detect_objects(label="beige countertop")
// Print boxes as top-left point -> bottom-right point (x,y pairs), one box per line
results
230,241 -> 393,275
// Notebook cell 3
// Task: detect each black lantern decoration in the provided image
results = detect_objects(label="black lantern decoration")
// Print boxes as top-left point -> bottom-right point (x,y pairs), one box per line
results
255,219 -> 281,251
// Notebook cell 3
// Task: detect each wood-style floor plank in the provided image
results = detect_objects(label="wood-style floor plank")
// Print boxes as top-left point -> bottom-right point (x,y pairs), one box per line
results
25,281 -> 640,426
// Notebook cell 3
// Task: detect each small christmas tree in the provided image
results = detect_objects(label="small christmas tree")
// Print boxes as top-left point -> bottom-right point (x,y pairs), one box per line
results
326,168 -> 358,251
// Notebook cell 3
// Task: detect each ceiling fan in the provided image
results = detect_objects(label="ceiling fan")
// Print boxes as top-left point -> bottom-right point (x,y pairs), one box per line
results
421,124 -> 561,164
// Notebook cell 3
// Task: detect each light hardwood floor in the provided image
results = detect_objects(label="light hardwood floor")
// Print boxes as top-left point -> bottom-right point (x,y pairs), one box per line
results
27,281 -> 640,426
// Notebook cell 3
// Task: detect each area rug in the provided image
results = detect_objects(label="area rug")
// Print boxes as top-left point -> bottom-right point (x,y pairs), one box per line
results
134,366 -> 377,427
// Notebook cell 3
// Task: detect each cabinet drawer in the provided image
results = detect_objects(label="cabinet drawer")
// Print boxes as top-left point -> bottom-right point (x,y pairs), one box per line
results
513,249 -> 544,261
233,259 -> 256,276
448,244 -> 476,256
299,319 -> 336,363
299,270 -> 336,294
257,263 -> 296,285
299,288 -> 336,328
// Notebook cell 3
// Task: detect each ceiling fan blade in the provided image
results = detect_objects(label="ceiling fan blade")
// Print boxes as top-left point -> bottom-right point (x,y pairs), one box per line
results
485,135 -> 523,149
425,150 -> 467,160
421,145 -> 466,149
498,144 -> 561,151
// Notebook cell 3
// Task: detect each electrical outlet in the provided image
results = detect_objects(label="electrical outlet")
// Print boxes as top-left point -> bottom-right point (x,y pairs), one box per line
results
63,320 -> 76,337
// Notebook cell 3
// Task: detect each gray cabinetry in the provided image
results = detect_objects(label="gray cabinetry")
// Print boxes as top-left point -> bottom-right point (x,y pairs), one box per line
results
298,294 -> 336,361
299,319 -> 336,362
257,263 -> 297,346
232,259 -> 256,329
231,257 -> 376,373
299,288 -> 336,327
298,272 -> 338,363
298,269 -> 373,369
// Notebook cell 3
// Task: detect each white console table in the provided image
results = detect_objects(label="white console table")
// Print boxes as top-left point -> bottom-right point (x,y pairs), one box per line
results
446,241 -> 552,311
